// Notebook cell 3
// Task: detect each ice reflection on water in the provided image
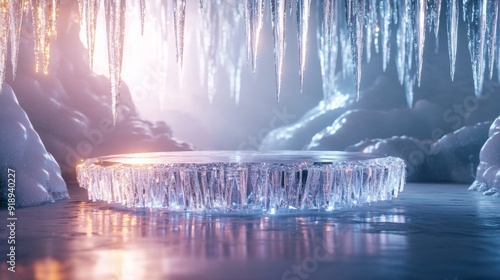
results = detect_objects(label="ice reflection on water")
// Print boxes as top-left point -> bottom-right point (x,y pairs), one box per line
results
74,203 -> 408,261
1,199 -> 410,279
4,184 -> 499,280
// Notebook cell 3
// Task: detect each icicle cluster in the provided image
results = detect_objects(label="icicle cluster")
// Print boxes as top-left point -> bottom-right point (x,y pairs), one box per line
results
2,1 -> 500,120
76,151 -> 406,212
0,0 -> 59,94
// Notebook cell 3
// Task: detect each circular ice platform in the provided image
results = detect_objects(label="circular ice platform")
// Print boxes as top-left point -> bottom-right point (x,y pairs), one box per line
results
76,151 -> 406,213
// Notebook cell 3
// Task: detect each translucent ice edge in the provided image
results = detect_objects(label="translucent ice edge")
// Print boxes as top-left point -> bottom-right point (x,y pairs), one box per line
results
76,151 -> 406,213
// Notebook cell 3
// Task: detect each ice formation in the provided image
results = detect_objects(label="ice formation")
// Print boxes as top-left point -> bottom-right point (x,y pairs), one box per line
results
0,1 -> 499,120
261,53 -> 500,185
470,118 -> 500,196
347,121 -> 490,183
6,2 -> 192,179
76,151 -> 406,212
0,84 -> 68,207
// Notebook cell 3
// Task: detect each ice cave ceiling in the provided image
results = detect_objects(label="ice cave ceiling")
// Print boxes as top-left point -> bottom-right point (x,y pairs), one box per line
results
0,0 -> 498,121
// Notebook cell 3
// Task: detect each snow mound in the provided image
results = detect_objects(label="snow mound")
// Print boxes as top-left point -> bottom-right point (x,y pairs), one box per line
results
0,84 -> 68,207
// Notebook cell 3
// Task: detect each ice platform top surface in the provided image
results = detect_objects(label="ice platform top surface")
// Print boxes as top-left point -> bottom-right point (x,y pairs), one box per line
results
91,150 -> 382,166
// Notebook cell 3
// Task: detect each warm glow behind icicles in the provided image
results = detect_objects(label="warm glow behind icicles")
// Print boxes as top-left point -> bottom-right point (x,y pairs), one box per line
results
31,0 -> 58,75
8,0 -> 25,79
3,1 -> 500,118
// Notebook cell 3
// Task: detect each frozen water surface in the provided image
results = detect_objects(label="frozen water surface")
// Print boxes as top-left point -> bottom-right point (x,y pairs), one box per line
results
0,183 -> 499,280
76,151 -> 405,213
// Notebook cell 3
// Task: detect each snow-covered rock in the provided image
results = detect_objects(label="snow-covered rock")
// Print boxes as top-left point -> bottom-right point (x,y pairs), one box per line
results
0,84 -> 68,207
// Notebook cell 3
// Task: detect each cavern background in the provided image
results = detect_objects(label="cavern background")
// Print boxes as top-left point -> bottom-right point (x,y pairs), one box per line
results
4,1 -> 500,183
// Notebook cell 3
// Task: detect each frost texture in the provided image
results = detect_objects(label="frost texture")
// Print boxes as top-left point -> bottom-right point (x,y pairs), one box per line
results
76,151 -> 406,213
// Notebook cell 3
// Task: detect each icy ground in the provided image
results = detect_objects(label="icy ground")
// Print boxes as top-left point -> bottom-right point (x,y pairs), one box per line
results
0,183 -> 498,280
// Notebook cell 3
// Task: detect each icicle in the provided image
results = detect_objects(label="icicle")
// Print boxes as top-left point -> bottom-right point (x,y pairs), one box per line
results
427,0 -> 441,53
365,0 -> 376,63
498,17 -> 500,84
31,0 -> 42,74
345,0 -> 352,23
104,0 -> 127,124
42,0 -> 57,75
244,1 -> 251,64
416,0 -> 426,87
379,0 -> 392,72
446,0 -> 458,80
50,0 -> 59,36
317,0 -> 339,100
464,0 -> 488,97
78,0 -> 84,20
172,0 -> 186,67
346,0 -> 365,100
396,0 -> 412,85
9,0 -> 26,79
404,72 -> 415,108
428,0 -> 441,36
296,0 -> 311,92
0,0 -> 9,93
86,0 -> 101,70
27,0 -> 59,75
487,1 -> 498,80
140,0 -> 146,35
244,0 -> 264,73
404,0 -> 418,108
270,0 -> 286,101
